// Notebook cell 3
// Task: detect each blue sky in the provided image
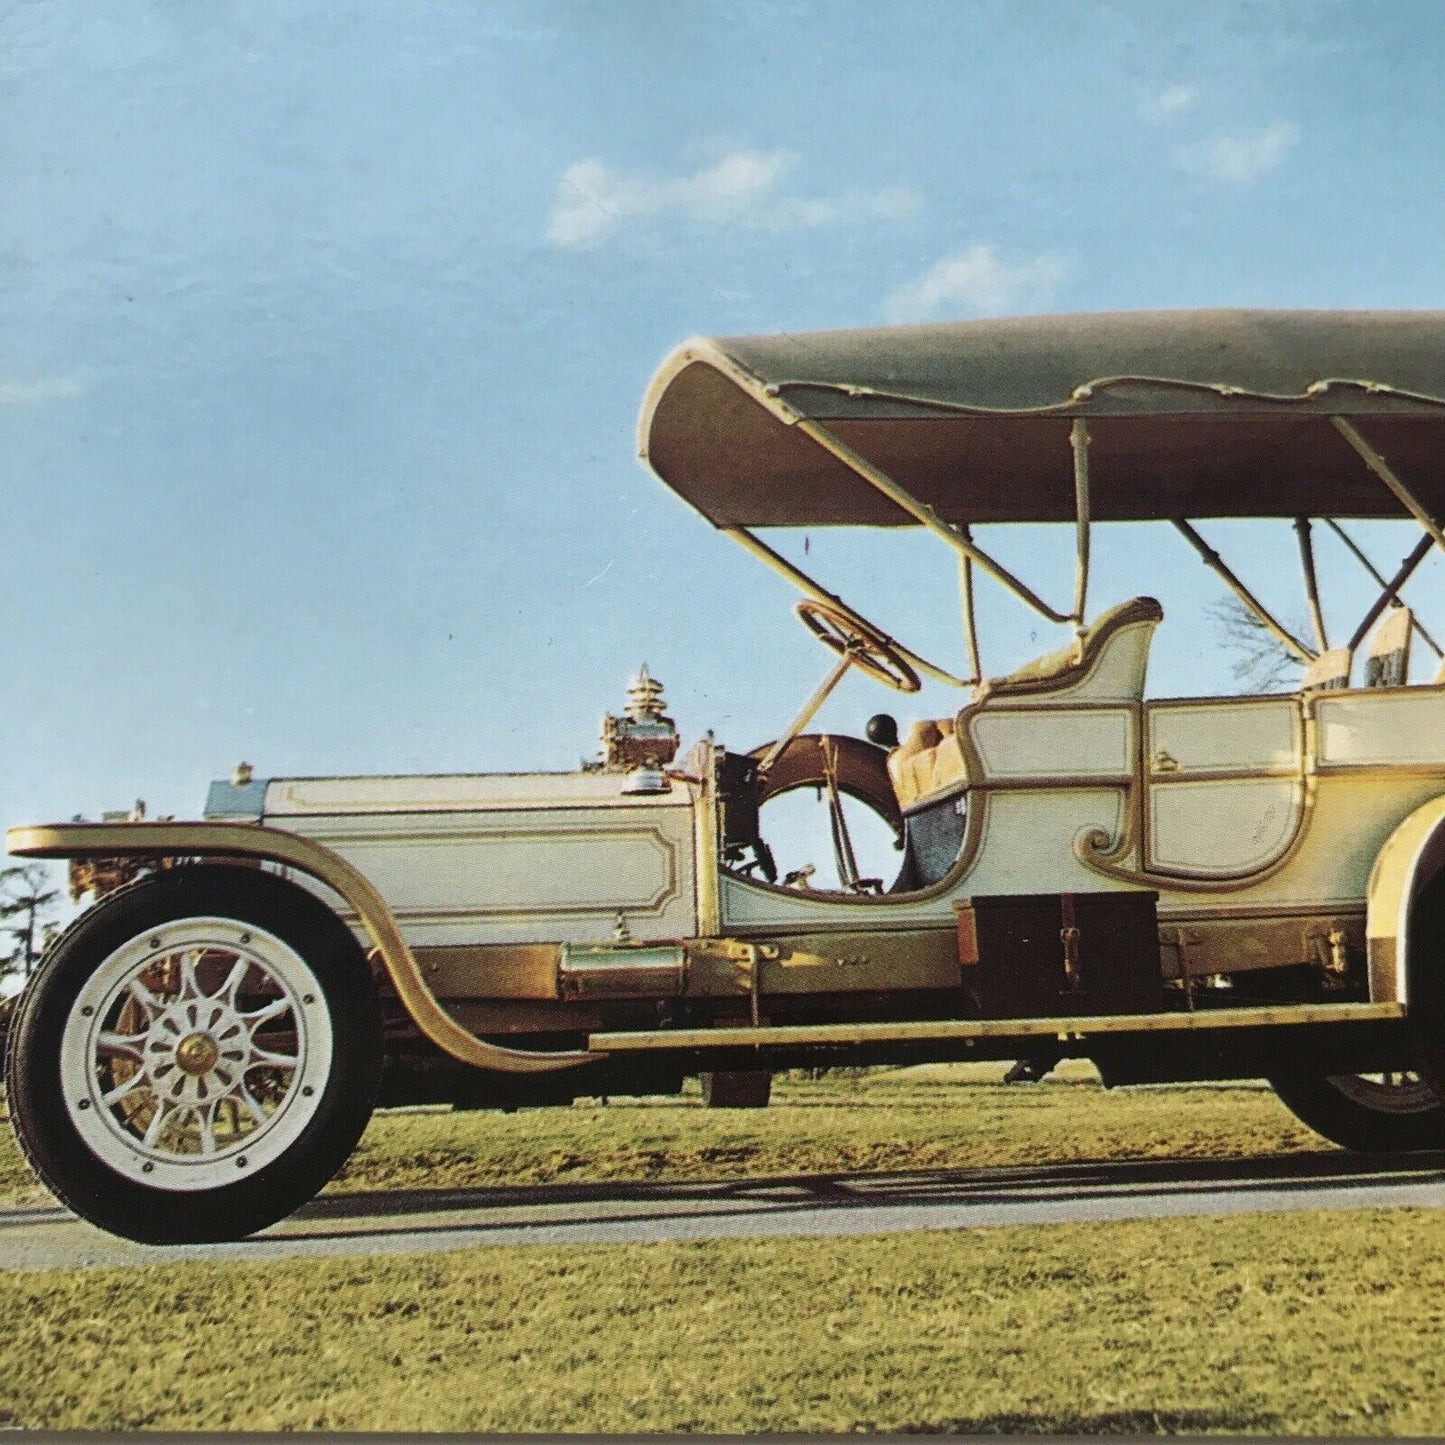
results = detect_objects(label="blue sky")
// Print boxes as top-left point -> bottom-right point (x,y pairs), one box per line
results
5,0 -> 1445,860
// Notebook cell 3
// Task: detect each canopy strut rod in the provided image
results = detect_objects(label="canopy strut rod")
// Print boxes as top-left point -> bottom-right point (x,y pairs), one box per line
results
794,417 -> 1073,626
1171,519 -> 1316,663
958,526 -> 983,686
755,651 -> 854,778
722,527 -> 966,687
1070,419 -> 1091,628
1322,518 -> 1444,658
1346,532 -> 1434,653
1333,417 -> 1445,559
1293,517 -> 1330,652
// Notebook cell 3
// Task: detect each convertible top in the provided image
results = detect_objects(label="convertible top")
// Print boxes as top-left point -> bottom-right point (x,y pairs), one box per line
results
639,310 -> 1445,526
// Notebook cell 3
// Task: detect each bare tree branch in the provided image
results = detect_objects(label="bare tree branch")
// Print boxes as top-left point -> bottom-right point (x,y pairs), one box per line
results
1207,596 -> 1306,693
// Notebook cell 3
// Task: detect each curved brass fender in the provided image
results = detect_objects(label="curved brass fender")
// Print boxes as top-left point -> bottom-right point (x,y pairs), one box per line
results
7,821 -> 598,1074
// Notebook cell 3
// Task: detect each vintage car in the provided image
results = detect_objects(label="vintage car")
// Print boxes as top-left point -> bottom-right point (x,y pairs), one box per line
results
11,309 -> 1445,1245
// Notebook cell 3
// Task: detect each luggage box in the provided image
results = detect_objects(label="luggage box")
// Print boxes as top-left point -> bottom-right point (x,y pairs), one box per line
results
956,891 -> 1162,1019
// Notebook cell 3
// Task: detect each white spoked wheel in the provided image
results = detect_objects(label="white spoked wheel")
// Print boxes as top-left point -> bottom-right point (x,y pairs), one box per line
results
7,867 -> 381,1244
59,918 -> 333,1192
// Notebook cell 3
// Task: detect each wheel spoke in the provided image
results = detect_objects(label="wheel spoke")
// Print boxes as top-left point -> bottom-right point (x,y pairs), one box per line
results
240,997 -> 290,1027
100,1071 -> 148,1108
238,1086 -> 270,1128
248,1045 -> 299,1069
142,1100 -> 172,1149
96,1031 -> 146,1061
196,1103 -> 217,1156
178,950 -> 202,1002
125,976 -> 165,1021
217,956 -> 250,1006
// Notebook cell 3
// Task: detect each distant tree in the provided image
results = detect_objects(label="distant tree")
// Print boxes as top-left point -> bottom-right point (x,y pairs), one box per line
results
0,863 -> 60,988
1208,596 -> 1306,693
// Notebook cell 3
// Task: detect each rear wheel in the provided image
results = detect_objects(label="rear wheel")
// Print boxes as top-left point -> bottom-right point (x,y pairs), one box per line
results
6,866 -> 382,1244
1268,1069 -> 1445,1152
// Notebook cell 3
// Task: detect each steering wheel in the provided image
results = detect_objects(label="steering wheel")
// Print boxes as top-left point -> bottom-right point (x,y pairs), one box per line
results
796,601 -> 921,693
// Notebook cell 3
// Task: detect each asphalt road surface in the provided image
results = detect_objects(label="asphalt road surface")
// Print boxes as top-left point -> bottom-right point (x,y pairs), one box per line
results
4,1149 -> 1445,1270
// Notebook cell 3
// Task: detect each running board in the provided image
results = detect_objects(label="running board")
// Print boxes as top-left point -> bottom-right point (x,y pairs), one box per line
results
587,1000 -> 1405,1053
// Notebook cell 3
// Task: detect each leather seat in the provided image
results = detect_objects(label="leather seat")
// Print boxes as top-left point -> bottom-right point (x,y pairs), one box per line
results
887,717 -> 963,808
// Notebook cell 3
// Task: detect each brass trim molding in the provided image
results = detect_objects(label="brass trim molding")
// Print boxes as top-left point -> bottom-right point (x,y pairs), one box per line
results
300,820 -> 683,920
1163,899 -> 1365,923
1075,776 -> 1317,893
7,821 -> 598,1074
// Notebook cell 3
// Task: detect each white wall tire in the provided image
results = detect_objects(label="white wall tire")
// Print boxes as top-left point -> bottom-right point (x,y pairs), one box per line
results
6,867 -> 381,1244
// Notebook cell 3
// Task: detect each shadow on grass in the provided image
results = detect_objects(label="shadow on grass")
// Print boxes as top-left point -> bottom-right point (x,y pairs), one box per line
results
306,1145 -> 1445,1222
889,1405 -> 1279,1435
250,1147 -> 1445,1249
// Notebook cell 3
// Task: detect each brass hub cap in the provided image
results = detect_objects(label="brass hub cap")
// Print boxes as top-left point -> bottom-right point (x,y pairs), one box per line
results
175,1031 -> 221,1076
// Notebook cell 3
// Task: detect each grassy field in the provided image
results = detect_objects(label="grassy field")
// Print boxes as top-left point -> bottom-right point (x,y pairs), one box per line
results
6,1066 -> 1419,1433
328,1065 -> 1326,1199
1,1063 -> 1324,1207
3,1206 -> 1445,1433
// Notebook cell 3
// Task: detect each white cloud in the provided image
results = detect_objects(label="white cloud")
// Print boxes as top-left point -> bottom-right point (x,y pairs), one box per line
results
0,375 -> 84,405
546,150 -> 919,249
884,246 -> 1068,324
1174,120 -> 1300,184
1146,83 -> 1198,118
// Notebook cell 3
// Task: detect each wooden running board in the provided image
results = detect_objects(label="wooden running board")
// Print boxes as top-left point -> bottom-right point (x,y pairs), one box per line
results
587,1000 -> 1405,1052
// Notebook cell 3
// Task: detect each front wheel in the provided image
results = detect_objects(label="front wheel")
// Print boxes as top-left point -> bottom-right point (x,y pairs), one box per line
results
5,866 -> 382,1244
1268,1069 -> 1445,1152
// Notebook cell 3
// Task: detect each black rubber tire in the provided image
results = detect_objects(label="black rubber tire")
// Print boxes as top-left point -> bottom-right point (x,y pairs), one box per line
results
1272,869 -> 1445,1152
5,866 -> 382,1244
1267,1070 -> 1445,1152
700,1070 -> 772,1108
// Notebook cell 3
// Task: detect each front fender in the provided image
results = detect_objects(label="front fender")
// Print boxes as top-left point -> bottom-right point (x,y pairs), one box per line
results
6,820 -> 597,1075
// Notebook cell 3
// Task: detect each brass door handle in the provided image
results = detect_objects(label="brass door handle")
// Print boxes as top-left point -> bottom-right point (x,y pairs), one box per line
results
1153,749 -> 1181,773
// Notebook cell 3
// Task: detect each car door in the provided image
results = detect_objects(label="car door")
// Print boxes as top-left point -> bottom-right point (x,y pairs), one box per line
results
1143,694 -> 1305,879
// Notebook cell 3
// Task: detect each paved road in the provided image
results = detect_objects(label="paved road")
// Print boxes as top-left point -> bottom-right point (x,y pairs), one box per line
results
5,1149 -> 1445,1270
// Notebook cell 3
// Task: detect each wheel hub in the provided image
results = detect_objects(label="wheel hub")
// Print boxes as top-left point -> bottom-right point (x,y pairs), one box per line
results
143,996 -> 247,1104
174,1031 -> 221,1076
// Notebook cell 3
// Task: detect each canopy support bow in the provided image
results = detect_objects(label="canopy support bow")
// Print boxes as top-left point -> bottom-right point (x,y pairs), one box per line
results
1070,419 -> 1092,630
1172,519 -> 1316,663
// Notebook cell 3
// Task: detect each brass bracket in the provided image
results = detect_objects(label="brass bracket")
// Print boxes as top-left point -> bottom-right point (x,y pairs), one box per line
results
1060,926 -> 1082,990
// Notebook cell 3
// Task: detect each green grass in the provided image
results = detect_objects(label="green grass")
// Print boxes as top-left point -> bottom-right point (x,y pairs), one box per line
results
2,1207 -> 1443,1433
0,1065 -> 1326,1208
0,1101 -> 48,1209
328,1065 -> 1325,1197
0,1068 -> 1425,1434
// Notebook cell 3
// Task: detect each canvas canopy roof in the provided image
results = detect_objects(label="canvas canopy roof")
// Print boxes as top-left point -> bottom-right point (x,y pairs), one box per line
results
639,310 -> 1445,527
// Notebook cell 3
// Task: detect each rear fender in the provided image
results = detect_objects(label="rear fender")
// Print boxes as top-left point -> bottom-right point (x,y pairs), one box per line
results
1365,796 -> 1445,1007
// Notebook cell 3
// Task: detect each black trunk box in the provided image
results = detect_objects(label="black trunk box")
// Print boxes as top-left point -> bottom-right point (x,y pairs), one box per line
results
956,891 -> 1162,1019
